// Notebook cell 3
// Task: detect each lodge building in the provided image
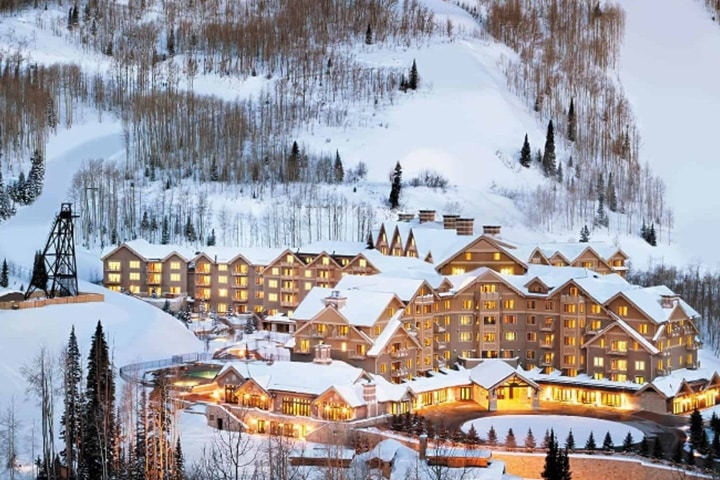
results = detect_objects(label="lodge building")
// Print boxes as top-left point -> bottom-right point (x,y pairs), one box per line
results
104,210 -> 718,415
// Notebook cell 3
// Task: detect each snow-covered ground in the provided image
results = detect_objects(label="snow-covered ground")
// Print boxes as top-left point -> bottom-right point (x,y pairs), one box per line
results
462,415 -> 644,448
617,0 -> 720,267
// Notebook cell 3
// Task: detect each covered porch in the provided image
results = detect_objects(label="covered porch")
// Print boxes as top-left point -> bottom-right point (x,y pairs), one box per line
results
469,360 -> 539,412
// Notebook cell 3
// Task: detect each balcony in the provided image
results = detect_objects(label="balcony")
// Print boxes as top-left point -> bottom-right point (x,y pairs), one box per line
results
606,349 -> 627,356
433,323 -> 447,333
281,285 -> 298,293
147,275 -> 162,285
540,342 -> 554,349
416,294 -> 435,305
435,359 -> 447,369
347,351 -> 366,360
391,368 -> 409,378
310,329 -> 326,339
390,349 -> 410,358
540,322 -> 554,332
539,357 -> 554,367
435,341 -> 448,350
480,292 -> 500,301
561,294 -> 585,304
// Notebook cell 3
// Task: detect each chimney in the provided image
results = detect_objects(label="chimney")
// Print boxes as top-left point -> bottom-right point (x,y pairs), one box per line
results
455,218 -> 475,236
482,225 -> 502,236
418,210 -> 436,223
325,290 -> 347,309
362,382 -> 376,403
419,433 -> 428,460
397,213 -> 415,222
442,214 -> 460,230
313,344 -> 333,365
660,294 -> 678,309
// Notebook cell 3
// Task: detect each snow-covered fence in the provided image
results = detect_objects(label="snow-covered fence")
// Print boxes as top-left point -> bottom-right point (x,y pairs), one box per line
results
0,292 -> 104,310
118,352 -> 215,383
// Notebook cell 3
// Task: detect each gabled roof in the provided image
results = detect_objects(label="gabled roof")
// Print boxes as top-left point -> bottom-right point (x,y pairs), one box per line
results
261,248 -> 304,272
468,360 -> 538,390
581,315 -> 659,355
303,251 -> 341,269
433,234 -> 526,271
367,311 -> 422,357
292,287 -> 401,327
101,239 -> 195,262
647,367 -> 720,398
334,274 -> 435,303
606,286 -> 699,324
358,250 -> 444,288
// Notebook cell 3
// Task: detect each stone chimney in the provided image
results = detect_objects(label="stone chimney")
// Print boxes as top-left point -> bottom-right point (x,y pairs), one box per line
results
455,218 -> 475,236
482,225 -> 502,236
442,214 -> 460,230
660,294 -> 679,309
325,290 -> 347,309
419,433 -> 428,460
418,210 -> 436,223
313,343 -> 333,365
397,213 -> 415,222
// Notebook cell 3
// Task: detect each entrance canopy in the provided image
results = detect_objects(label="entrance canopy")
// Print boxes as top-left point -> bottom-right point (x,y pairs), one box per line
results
469,360 -> 539,391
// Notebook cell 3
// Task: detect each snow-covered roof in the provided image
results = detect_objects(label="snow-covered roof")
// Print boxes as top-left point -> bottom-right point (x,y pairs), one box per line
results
359,250 -> 444,287
649,367 -> 720,398
615,286 -> 700,324
103,239 -> 195,262
468,360 -> 538,390
335,274 -> 432,302
407,369 -> 471,394
407,227 -> 458,260
291,445 -> 355,460
586,315 -> 659,355
572,273 -> 633,303
367,311 -> 417,357
297,241 -> 368,257
525,368 -> 645,392
291,287 -> 399,327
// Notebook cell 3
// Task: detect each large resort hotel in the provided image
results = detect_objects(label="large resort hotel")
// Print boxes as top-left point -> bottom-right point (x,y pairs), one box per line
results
105,209 -> 720,434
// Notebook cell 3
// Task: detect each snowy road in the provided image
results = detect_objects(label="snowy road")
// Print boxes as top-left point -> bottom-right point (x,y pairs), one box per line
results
618,0 -> 720,266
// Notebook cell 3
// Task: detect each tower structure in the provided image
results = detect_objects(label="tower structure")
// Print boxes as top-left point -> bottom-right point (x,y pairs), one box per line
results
25,203 -> 79,299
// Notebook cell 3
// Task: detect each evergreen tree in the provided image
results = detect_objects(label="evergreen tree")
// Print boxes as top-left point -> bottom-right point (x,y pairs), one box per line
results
687,446 -> 696,466
542,120 -> 557,177
505,428 -> 517,448
567,98 -> 577,142
556,162 -> 563,183
408,59 -> 419,90
647,223 -> 657,247
520,134 -> 532,168
690,408 -> 708,452
161,216 -> 170,245
333,150 -> 344,183
365,23 -> 373,45
543,429 -> 552,449
652,437 -> 664,459
0,258 -> 8,288
622,432 -> 634,452
287,141 -> 301,182
638,437 -> 649,457
525,428 -> 537,450
399,74 -> 408,92
602,431 -> 613,451
184,215 -> 196,243
0,168 -> 16,220
132,391 -> 147,480
162,300 -> 170,313
595,194 -> 609,228
672,439 -> 684,464
706,443 -> 716,472
140,211 -> 151,234
79,321 -> 116,480
713,430 -> 720,458
535,148 -> 542,166
60,326 -> 83,479
167,26 -> 175,57
388,161 -> 402,209
579,225 -> 590,243
711,412 -> 720,435
486,425 -> 498,446
564,430 -> 575,451
206,228 -> 216,247
584,431 -> 596,451
30,250 -> 48,294
465,424 -> 480,447
26,149 -> 45,202
209,157 -> 219,182
542,430 -> 572,480
173,437 -> 185,480
606,172 -> 618,212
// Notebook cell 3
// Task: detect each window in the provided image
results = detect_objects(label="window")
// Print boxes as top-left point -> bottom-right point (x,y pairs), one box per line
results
493,252 -> 501,261
503,299 -> 514,309
268,279 -> 278,288
459,315 -> 472,325
218,264 -> 228,272
271,267 -> 280,275
638,323 -> 648,334
543,334 -> 554,345
589,319 -> 602,332
218,275 -> 228,284
634,360 -> 646,371
527,350 -> 536,359
107,261 -> 121,271
563,355 -> 576,365
527,332 -> 537,342
563,319 -> 576,328
611,359 -> 627,371
375,326 -> 382,336
563,336 -> 576,346
500,267 -> 514,275
635,376 -> 645,385
504,331 -> 517,341
462,300 -> 474,310
481,284 -> 497,293
460,387 -> 472,400
590,304 -> 602,314
593,357 -> 604,367
459,332 -> 472,342
451,267 -> 466,275
107,273 -> 121,283
483,316 -> 496,325
281,398 -> 311,417
303,282 -> 311,290
129,260 -> 140,269
268,293 -> 278,302
545,301 -> 554,310
236,264 -> 249,274
483,332 -> 497,342
527,300 -> 536,310
563,304 -> 576,314
170,273 -> 181,282
388,308 -> 395,318
610,340 -> 627,353
569,286 -> 579,296
443,300 -> 451,310
359,258 -> 367,268
527,315 -> 536,325
129,272 -> 140,281
380,363 -> 387,374
322,256 -> 330,265
465,252 -> 472,261
617,305 -> 628,316
483,301 -> 497,310
218,289 -> 228,298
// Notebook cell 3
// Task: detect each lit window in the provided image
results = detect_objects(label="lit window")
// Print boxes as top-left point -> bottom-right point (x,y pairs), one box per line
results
218,264 -> 228,271
503,299 -> 514,309
545,301 -> 554,310
459,332 -> 472,342
527,332 -> 537,342
563,336 -> 576,346
268,293 -> 278,302
634,360 -> 645,371
359,258 -> 367,268
483,332 -> 497,342
526,350 -> 536,359
563,355 -> 576,365
610,340 -> 627,353
638,323 -> 648,334
493,252 -> 501,261
129,261 -> 140,269
129,285 -> 140,293
499,267 -> 514,275
304,282 -> 312,290
563,319 -> 576,328
527,315 -> 536,325
375,326 -> 382,336
563,304 -> 576,313
129,272 -> 140,281
218,289 -> 228,297
465,252 -> 472,261
593,357 -> 604,367
107,261 -> 121,271
218,275 -> 228,284
304,270 -> 312,278
527,300 -> 536,310
268,279 -> 278,288
617,305 -> 628,316
504,331 -> 516,341
569,287 -> 578,296
591,304 -> 602,314
635,376 -> 645,385
107,273 -> 121,283
451,267 -> 466,275
271,267 -> 280,275
483,301 -> 497,310
459,315 -> 472,325
286,255 -> 294,263
170,273 -> 181,282
380,363 -> 387,374
322,257 -> 330,265
462,300 -> 473,310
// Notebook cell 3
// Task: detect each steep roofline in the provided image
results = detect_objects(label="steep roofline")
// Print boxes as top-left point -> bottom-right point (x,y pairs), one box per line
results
434,234 -> 528,271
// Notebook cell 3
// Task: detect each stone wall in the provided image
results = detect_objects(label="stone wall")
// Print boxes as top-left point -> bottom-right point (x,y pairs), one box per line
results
493,451 -> 707,480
